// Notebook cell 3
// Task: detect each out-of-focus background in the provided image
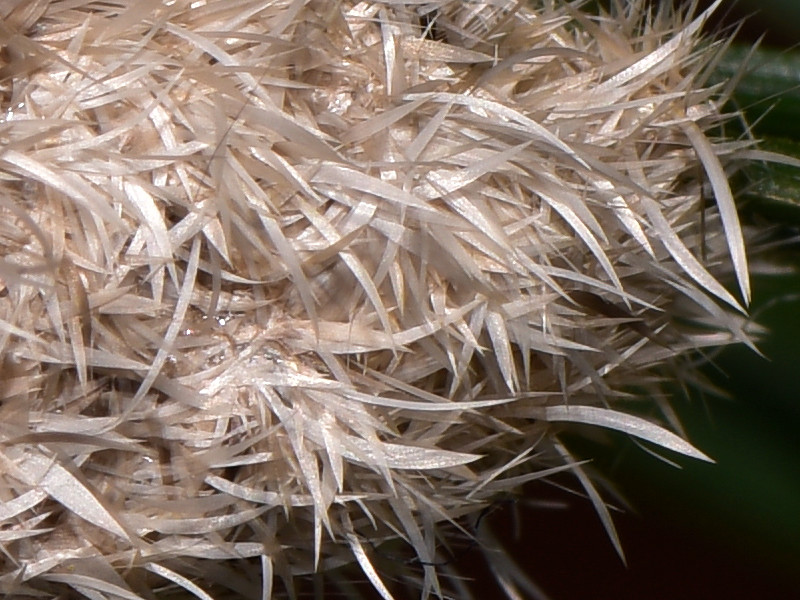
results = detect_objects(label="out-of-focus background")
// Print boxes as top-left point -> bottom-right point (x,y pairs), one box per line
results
489,2 -> 800,598
353,3 -> 800,598
709,0 -> 800,48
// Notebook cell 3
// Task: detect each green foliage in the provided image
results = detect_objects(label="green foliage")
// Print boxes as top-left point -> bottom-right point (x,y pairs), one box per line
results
570,41 -> 800,597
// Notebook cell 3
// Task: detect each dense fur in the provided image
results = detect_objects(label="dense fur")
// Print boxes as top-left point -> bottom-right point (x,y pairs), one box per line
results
0,1 -> 754,598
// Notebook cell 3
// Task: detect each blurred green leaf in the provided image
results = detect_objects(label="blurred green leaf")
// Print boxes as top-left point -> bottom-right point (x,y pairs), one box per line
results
714,45 -> 800,224
738,137 -> 800,225
715,44 -> 800,140
559,39 -> 800,597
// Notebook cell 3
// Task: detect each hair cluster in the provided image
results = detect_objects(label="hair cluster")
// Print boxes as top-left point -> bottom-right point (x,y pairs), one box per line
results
0,1 -> 755,598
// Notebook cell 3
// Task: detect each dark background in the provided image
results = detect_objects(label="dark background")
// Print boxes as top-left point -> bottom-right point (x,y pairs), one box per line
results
439,2 -> 800,599
337,3 -> 800,599
705,0 -> 800,48
492,2 -> 800,598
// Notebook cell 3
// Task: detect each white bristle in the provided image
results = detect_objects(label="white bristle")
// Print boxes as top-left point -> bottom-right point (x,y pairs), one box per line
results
0,1 -> 757,598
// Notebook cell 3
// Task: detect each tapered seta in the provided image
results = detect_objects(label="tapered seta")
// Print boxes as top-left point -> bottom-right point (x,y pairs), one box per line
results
0,1 -> 762,598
